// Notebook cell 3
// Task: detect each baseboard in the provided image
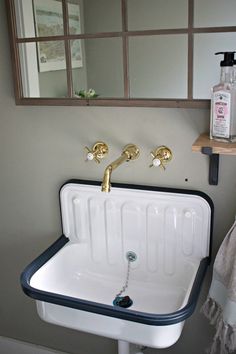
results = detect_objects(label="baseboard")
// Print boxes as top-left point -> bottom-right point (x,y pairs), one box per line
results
0,336 -> 69,354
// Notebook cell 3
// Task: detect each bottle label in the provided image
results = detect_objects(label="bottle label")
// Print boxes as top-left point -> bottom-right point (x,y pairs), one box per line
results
212,91 -> 230,138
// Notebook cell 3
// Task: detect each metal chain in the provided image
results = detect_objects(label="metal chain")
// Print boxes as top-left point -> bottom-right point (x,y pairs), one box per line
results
115,258 -> 131,298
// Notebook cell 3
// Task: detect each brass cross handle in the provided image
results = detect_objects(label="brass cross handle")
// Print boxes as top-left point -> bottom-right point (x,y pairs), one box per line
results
150,146 -> 172,170
85,142 -> 109,163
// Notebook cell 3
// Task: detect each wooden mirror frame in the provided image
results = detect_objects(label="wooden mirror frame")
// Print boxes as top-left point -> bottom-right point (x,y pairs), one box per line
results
5,0 -> 236,108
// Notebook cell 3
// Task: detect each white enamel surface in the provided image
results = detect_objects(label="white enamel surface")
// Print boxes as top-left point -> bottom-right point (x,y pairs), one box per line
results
36,301 -> 184,349
30,183 -> 211,348
30,243 -> 198,313
60,184 -> 211,264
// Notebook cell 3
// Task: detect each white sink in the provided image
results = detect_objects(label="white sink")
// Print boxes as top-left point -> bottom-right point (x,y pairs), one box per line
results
21,180 -> 213,349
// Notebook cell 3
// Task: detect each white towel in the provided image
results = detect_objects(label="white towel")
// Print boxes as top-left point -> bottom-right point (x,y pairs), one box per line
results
202,218 -> 236,354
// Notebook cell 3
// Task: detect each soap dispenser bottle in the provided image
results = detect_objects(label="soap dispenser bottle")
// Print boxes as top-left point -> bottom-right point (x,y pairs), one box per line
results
210,51 -> 236,142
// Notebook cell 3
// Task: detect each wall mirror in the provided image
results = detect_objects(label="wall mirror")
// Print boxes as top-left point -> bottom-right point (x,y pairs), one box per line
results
6,0 -> 236,107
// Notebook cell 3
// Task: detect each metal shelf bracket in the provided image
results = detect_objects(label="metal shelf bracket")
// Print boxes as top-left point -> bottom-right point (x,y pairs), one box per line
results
201,147 -> 219,185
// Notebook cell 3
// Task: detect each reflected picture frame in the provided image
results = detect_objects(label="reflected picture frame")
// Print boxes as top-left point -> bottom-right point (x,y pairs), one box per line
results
33,0 -> 83,72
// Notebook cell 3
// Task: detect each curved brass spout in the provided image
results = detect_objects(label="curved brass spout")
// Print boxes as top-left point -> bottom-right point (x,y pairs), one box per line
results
101,144 -> 140,192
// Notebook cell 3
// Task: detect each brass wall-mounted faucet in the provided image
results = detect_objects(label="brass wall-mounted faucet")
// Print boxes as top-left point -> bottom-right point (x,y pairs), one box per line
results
101,144 -> 140,192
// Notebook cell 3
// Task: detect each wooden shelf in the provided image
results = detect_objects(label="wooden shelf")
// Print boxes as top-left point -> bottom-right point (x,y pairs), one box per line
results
192,133 -> 236,155
192,133 -> 236,185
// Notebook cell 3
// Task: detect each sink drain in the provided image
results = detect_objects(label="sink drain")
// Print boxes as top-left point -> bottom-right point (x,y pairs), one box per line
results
126,251 -> 137,262
113,251 -> 137,309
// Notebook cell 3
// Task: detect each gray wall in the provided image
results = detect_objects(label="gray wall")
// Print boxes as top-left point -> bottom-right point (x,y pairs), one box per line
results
1,2 -> 236,354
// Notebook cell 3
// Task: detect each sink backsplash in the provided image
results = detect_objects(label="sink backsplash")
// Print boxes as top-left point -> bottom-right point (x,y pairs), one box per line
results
60,182 -> 212,276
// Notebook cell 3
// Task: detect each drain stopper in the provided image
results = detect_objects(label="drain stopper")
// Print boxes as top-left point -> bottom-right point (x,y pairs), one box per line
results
113,296 -> 133,308
126,251 -> 137,262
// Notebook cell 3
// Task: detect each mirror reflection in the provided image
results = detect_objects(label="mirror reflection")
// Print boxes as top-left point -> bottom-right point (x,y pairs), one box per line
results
194,0 -> 236,28
128,0 -> 188,31
8,0 -> 236,104
34,0 -> 64,37
81,0 -> 122,34
193,32 -> 236,99
15,0 -> 63,38
129,35 -> 188,99
19,41 -> 68,98
15,0 -> 124,98
72,38 -> 124,98
13,0 -> 190,100
15,0 -> 122,38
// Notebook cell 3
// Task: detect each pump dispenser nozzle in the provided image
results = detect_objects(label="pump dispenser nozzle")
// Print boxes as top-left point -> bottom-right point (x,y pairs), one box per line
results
215,51 -> 236,66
